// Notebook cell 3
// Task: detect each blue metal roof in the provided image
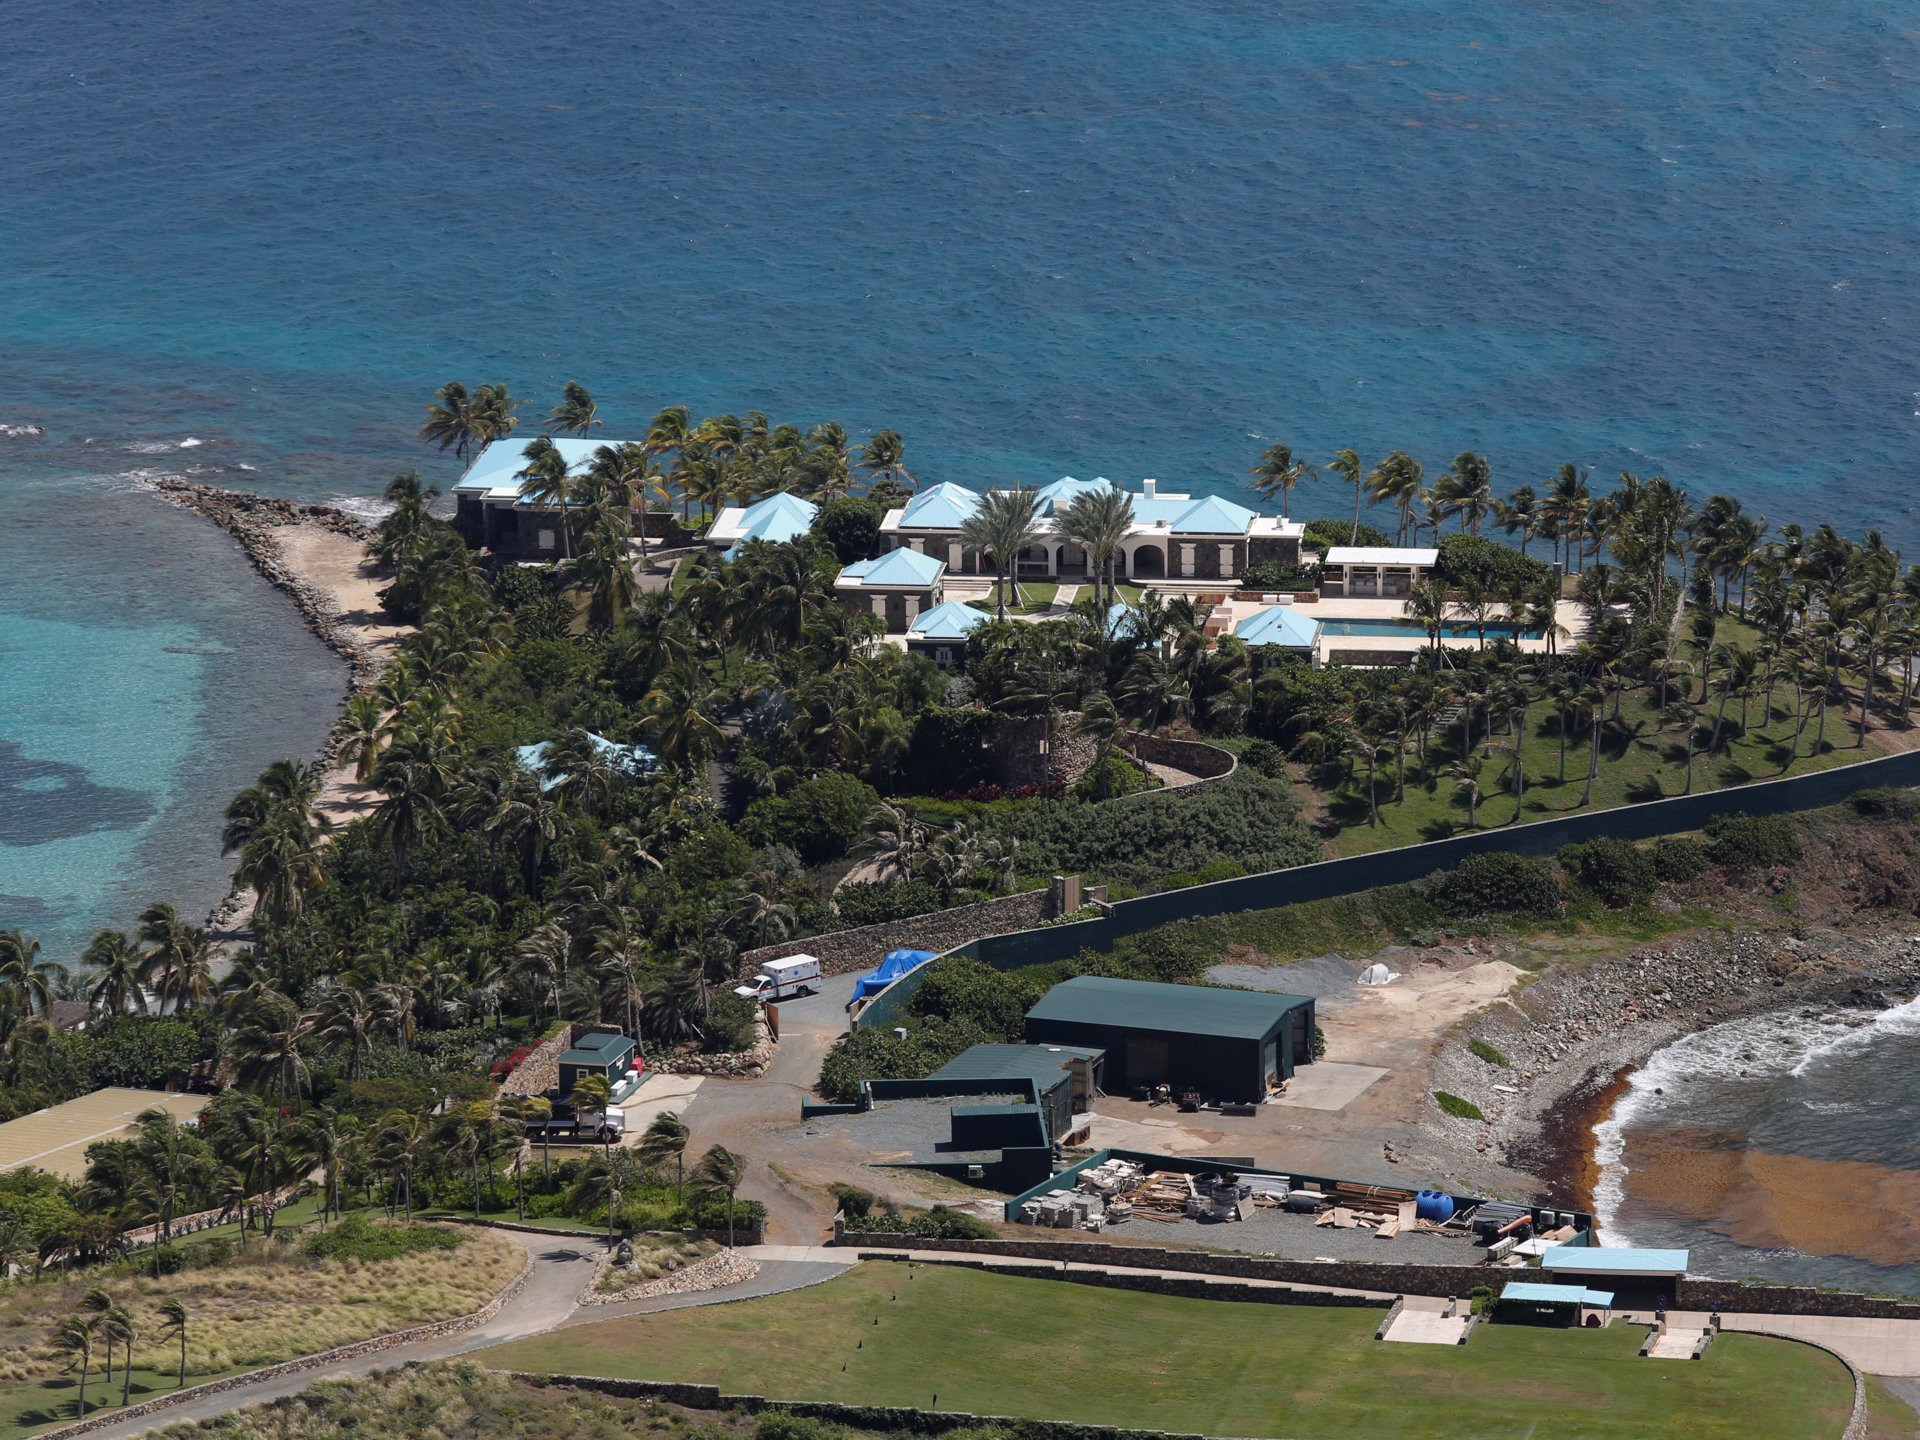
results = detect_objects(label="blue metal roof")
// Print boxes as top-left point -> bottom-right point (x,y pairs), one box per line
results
1544,1246 -> 1689,1276
1171,494 -> 1257,534
453,437 -> 617,498
897,482 -> 981,529
1034,475 -> 1118,514
907,599 -> 990,640
1235,605 -> 1322,649
721,492 -> 818,558
839,548 -> 947,588
515,733 -> 656,791
1501,1283 -> 1614,1307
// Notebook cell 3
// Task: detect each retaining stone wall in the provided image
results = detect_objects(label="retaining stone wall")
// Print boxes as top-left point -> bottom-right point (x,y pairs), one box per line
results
1678,1280 -> 1920,1323
840,1234 -> 1478,1298
649,1014 -> 776,1077
517,1375 -> 1215,1440
1117,732 -> 1237,781
32,1240 -> 534,1440
738,889 -> 1053,979
502,1023 -> 576,1095
863,1253 -> 1386,1310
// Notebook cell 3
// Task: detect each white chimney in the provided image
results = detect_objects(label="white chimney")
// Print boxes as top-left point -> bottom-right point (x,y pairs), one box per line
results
1142,477 -> 1157,499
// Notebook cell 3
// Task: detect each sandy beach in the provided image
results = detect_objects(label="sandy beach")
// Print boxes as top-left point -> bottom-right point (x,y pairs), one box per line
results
146,480 -> 415,940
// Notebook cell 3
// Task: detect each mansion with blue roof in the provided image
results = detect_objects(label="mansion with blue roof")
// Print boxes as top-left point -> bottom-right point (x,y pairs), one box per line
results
880,476 -> 1304,582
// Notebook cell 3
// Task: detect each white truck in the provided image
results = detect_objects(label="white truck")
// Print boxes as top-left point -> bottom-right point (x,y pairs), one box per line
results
734,953 -> 822,1002
521,1104 -> 627,1144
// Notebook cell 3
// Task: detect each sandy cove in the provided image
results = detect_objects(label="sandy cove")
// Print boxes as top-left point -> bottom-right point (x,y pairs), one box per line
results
144,479 -> 414,936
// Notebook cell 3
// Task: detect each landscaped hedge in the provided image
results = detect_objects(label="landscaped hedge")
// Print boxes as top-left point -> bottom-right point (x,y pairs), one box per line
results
834,878 -> 947,928
1435,533 -> 1550,594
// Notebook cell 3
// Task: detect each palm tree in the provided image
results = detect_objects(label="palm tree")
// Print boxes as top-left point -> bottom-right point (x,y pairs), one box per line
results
517,437 -> 577,561
419,382 -> 481,465
639,662 -> 728,771
1402,577 -> 1451,666
1,929 -> 60,1027
857,430 -> 914,491
132,1108 -> 211,1269
1058,487 -> 1135,609
639,1112 -> 690,1201
53,1315 -> 95,1419
223,760 -> 330,932
106,1306 -> 136,1407
545,381 -> 600,437
694,1144 -> 745,1247
1495,486 -> 1539,556
1439,452 -> 1493,534
1365,451 -> 1425,544
592,441 -> 661,558
645,406 -> 695,519
730,871 -> 795,949
571,1074 -> 616,1161
1447,753 -> 1485,829
84,931 -> 147,1019
1328,449 -> 1365,544
578,515 -> 642,627
374,1110 -> 427,1221
157,1300 -> 189,1388
333,693 -> 386,784
1250,443 -> 1315,522
136,904 -> 213,1014
959,486 -> 1043,618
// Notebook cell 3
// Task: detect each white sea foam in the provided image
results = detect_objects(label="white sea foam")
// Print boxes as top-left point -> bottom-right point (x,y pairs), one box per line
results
1590,1007 -> 1834,1245
235,463 -> 257,472
178,436 -> 204,448
1788,993 -> 1920,1077
124,440 -> 177,454
323,493 -> 395,523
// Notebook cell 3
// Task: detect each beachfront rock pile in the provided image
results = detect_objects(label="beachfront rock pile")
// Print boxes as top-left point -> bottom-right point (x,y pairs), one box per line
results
146,478 -> 381,692
1436,927 -> 1920,1185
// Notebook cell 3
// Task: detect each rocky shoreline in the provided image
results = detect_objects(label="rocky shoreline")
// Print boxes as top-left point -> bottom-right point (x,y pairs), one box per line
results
1434,922 -> 1920,1216
139,477 -> 389,935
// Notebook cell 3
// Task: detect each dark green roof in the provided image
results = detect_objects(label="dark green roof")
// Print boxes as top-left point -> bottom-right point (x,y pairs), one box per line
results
1025,976 -> 1310,1042
560,1031 -> 634,1066
930,1043 -> 1104,1091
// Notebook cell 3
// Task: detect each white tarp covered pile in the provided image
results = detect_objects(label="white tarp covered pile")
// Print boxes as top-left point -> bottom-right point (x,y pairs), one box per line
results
1358,962 -> 1401,986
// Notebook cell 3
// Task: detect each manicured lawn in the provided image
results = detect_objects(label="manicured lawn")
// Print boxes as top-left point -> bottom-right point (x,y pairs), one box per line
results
1322,683 -> 1884,856
484,1264 -> 1853,1440
965,582 -> 1059,615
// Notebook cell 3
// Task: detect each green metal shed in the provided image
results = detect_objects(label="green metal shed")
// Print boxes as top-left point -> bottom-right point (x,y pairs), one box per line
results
1023,976 -> 1314,1102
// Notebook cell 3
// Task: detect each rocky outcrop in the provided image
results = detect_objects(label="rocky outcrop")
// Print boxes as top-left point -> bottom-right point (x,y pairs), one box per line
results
145,477 -> 382,692
579,1244 -> 759,1306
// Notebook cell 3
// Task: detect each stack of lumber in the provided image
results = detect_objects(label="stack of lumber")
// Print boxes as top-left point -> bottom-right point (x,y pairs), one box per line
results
1126,1170 -> 1195,1222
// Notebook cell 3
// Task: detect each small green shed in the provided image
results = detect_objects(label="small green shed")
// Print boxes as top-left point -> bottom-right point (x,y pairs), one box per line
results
557,1031 -> 636,1097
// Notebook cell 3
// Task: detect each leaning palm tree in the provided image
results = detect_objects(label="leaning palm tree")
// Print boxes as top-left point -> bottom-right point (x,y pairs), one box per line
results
694,1144 -> 745,1247
83,931 -> 146,1019
639,1111 -> 691,1201
1327,449 -> 1365,545
333,693 -> 387,784
419,381 -> 480,465
517,437 -> 577,561
1401,577 -> 1452,667
1058,487 -> 1135,609
157,1300 -> 189,1389
1447,754 -> 1486,830
1249,442 -> 1315,522
857,429 -> 914,491
53,1315 -> 95,1419
959,486 -> 1042,618
1,928 -> 60,1022
544,381 -> 600,437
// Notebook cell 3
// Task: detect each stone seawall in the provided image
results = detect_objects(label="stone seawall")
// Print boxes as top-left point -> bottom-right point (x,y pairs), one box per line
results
32,1240 -> 534,1440
738,889 -> 1054,979
1679,1279 -> 1920,1323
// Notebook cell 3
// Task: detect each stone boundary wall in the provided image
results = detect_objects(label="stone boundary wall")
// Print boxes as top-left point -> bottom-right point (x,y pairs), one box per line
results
649,1013 -> 776,1077
433,1215 -> 765,1246
513,1375 -> 1218,1440
738,889 -> 1053,979
32,1240 -> 535,1440
115,1181 -> 306,1252
1678,1279 -> 1920,1323
840,1234 -> 1478,1300
1117,732 -> 1238,782
860,1252 -> 1387,1310
501,1022 -> 576,1095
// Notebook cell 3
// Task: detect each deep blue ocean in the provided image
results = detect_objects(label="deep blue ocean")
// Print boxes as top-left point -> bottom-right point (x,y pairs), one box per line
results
1,0 -> 1917,1277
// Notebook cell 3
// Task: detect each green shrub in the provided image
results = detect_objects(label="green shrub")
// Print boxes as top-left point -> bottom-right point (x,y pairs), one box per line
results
1850,786 -> 1920,820
1433,1091 -> 1485,1121
816,1017 -> 995,1102
814,496 -> 885,563
1652,837 -> 1711,883
1238,738 -> 1289,779
1429,852 -> 1561,917
1303,517 -> 1390,551
1435,533 -> 1550,594
740,772 -> 880,865
302,1216 -> 466,1263
1705,813 -> 1801,873
1558,836 -> 1657,909
701,992 -> 760,1053
1074,750 -> 1155,801
828,1183 -> 877,1220
1240,559 -> 1323,592
909,957 -> 1041,1039
833,878 -> 945,928
1468,1038 -> 1510,1068
854,1204 -> 996,1239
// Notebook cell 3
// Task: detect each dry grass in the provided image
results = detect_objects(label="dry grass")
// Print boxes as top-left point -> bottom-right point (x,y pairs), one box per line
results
0,1224 -> 519,1385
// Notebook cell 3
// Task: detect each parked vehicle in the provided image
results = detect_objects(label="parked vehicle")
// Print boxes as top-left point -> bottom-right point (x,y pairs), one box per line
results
734,953 -> 822,1002
519,1103 -> 627,1143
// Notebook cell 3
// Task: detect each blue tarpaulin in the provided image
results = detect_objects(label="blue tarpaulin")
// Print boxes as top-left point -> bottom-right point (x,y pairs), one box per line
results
849,949 -> 939,1007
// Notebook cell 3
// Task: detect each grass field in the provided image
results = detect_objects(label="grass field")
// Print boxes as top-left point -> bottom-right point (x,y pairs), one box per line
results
965,582 -> 1059,616
1320,683 -> 1883,856
485,1264 -> 1854,1440
0,1222 -> 521,1439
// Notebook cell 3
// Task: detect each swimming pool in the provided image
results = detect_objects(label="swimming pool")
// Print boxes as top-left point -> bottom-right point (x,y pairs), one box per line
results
1317,618 -> 1545,641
